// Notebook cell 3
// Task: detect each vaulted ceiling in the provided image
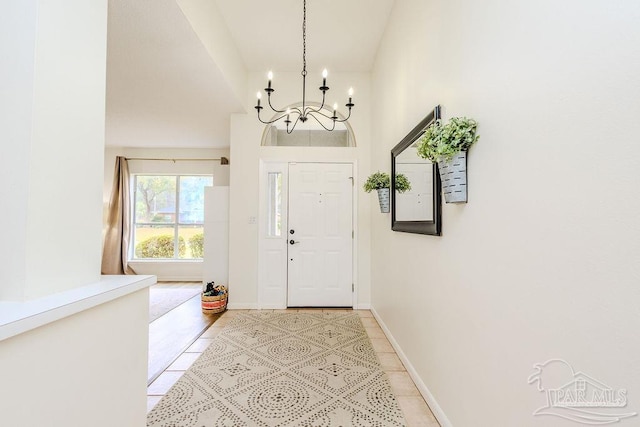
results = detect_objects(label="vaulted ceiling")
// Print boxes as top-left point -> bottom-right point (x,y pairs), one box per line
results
215,0 -> 394,72
105,0 -> 395,148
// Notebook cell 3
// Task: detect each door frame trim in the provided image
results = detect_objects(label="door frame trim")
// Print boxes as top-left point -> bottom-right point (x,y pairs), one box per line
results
258,159 -> 358,309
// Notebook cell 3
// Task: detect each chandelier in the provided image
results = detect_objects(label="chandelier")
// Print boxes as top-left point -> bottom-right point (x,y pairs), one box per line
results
254,0 -> 354,133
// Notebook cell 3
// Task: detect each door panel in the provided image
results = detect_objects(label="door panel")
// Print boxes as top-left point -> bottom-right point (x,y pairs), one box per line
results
288,163 -> 353,307
264,249 -> 285,286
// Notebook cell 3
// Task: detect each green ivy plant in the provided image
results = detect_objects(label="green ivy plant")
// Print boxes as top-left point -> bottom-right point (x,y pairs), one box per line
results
394,173 -> 412,193
363,171 -> 412,193
417,117 -> 479,163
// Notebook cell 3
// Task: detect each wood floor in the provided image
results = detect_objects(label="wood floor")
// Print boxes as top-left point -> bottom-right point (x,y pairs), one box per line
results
151,282 -> 203,291
147,282 -> 221,384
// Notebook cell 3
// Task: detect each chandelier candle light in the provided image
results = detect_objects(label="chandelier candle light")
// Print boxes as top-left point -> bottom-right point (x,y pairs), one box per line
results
254,0 -> 355,133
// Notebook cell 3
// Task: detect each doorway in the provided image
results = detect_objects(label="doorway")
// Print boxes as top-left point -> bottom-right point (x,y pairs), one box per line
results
258,161 -> 355,308
287,162 -> 353,306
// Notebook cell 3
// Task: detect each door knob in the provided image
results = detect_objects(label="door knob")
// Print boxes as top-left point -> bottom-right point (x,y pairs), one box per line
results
289,240 -> 299,245
290,229 -> 295,234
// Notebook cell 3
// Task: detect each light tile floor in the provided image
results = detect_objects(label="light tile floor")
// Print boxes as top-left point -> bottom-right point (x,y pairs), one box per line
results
147,309 -> 440,427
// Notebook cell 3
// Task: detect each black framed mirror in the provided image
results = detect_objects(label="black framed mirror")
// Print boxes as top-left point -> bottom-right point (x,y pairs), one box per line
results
391,106 -> 442,235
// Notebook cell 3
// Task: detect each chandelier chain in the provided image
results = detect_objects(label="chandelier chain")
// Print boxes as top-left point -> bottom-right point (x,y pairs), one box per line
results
302,0 -> 307,76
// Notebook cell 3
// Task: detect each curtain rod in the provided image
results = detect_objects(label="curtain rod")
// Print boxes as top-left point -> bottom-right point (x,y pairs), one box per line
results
125,157 -> 229,164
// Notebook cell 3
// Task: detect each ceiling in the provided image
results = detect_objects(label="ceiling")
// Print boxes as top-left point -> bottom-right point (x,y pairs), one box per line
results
214,0 -> 395,73
105,0 -> 244,148
105,0 -> 395,148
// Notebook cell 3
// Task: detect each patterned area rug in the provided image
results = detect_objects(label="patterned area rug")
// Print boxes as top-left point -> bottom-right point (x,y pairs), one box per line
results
147,311 -> 407,426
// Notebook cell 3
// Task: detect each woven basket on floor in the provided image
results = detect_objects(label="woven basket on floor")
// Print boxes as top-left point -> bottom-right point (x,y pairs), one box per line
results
201,293 -> 227,314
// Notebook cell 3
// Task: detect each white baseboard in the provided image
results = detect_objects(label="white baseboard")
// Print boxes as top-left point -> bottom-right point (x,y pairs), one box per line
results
370,306 -> 452,427
258,304 -> 287,310
227,303 -> 259,310
229,304 -> 368,310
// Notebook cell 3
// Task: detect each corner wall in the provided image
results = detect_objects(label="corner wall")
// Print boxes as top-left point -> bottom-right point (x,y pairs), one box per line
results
371,0 -> 640,425
1,0 -> 108,300
0,4 -> 150,426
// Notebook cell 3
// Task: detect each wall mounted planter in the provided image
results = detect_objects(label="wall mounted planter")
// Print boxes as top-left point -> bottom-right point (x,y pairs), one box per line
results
438,151 -> 467,203
377,188 -> 390,213
416,115 -> 478,205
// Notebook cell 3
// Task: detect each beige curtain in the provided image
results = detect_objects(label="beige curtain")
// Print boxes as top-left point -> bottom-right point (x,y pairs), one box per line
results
101,156 -> 135,275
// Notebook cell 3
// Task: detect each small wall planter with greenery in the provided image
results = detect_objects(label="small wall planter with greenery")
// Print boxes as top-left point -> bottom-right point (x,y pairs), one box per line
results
417,117 -> 479,203
364,171 -> 411,213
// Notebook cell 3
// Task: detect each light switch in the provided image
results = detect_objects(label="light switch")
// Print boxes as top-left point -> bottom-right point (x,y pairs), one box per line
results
248,216 -> 257,224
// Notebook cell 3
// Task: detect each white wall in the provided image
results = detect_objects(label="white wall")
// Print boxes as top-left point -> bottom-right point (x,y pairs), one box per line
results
203,187 -> 229,286
1,0 -> 108,300
103,146 -> 230,281
0,4 -> 151,426
228,71 -> 372,308
0,0 -> 37,300
0,289 -> 149,427
176,0 -> 247,107
371,0 -> 640,425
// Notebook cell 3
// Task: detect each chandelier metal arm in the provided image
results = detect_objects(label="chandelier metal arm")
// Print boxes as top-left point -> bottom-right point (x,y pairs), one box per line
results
266,93 -> 289,114
285,115 -> 303,134
256,110 -> 290,125
257,104 -> 300,125
301,91 -> 327,117
333,107 -> 353,123
305,108 -> 333,121
307,111 -> 337,131
305,101 -> 353,123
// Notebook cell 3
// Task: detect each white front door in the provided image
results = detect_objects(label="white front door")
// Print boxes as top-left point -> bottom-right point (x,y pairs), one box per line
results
287,163 -> 353,307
